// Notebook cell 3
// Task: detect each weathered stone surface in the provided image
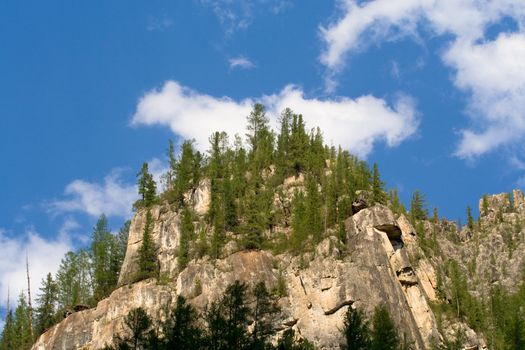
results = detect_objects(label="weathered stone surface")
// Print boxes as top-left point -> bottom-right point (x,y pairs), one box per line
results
513,189 -> 525,215
34,204 -> 443,350
118,206 -> 181,286
188,179 -> 211,215
32,280 -> 173,350
478,192 -> 511,218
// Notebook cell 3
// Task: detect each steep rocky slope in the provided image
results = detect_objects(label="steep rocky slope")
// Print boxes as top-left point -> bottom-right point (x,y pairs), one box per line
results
32,185 -> 525,350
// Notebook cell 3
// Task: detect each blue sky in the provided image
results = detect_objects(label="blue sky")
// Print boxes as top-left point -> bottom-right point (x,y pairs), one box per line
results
2,0 -> 525,321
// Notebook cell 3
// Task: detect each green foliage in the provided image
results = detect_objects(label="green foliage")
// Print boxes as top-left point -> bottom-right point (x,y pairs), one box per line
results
467,206 -> 474,230
165,139 -> 176,191
276,329 -> 316,350
113,221 -> 130,282
305,175 -> 323,243
205,281 -> 250,349
239,184 -> 267,250
56,249 -> 93,309
34,273 -> 58,335
137,210 -> 158,281
290,190 -> 308,253
432,207 -> 439,223
482,194 -> 489,216
92,214 -> 119,301
371,163 -> 387,205
341,306 -> 370,350
370,304 -> 399,350
447,260 -> 485,331
178,206 -> 194,269
13,293 -> 33,350
163,296 -> 203,349
167,140 -> 202,206
410,190 -> 428,222
136,162 -> 157,208
251,281 -> 280,348
0,309 -> 15,350
388,188 -> 406,216
113,307 -> 154,350
274,268 -> 288,298
103,281 -> 308,350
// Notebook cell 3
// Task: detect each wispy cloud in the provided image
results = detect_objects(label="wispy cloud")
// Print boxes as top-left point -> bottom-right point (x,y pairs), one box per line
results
131,80 -> 418,158
390,61 -> 400,80
229,56 -> 256,70
199,0 -> 293,35
0,221 -> 76,309
50,169 -> 138,219
319,0 -> 525,158
147,17 -> 174,31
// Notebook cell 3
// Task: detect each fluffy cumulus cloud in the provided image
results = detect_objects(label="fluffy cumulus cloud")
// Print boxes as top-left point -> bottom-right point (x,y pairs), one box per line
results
51,170 -> 138,219
319,0 -> 525,158
0,222 -> 75,309
132,81 -> 418,158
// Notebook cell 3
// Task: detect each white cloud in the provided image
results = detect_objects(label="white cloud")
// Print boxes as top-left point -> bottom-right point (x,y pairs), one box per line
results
51,170 -> 138,219
229,56 -> 256,69
0,222 -> 75,310
147,17 -> 174,31
131,80 -> 418,158
199,0 -> 293,34
319,0 -> 525,157
148,157 -> 170,192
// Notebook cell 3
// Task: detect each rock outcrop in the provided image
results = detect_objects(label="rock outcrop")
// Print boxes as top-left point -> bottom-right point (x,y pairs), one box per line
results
34,188 -> 525,350
32,203 -> 443,349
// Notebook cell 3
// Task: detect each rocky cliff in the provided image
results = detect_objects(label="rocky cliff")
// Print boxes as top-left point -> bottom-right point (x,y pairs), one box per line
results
32,185 -> 525,350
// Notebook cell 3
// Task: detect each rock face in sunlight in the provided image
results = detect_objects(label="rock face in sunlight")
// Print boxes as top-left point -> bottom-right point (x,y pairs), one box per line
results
32,188 -> 525,350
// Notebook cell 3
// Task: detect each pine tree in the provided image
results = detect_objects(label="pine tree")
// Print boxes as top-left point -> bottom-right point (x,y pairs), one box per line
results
208,131 -> 228,234
110,220 -> 130,286
410,190 -> 428,222
240,185 -> 265,250
291,190 -> 308,253
372,163 -> 387,204
389,188 -> 405,216
308,127 -> 326,179
166,139 -> 176,191
136,162 -> 157,208
482,194 -> 489,216
137,210 -> 157,280
164,295 -> 202,349
205,281 -> 250,350
251,282 -> 280,349
276,108 -> 292,178
178,207 -> 194,269
370,304 -> 399,350
56,250 -> 93,310
13,293 -> 33,350
341,306 -> 370,350
169,140 -> 199,206
223,174 -> 237,231
305,175 -> 322,243
91,214 -> 115,301
246,103 -> 270,157
34,273 -> 58,336
289,114 -> 309,174
114,308 -> 154,350
467,206 -> 474,230
0,310 -> 15,350
432,207 -> 439,223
